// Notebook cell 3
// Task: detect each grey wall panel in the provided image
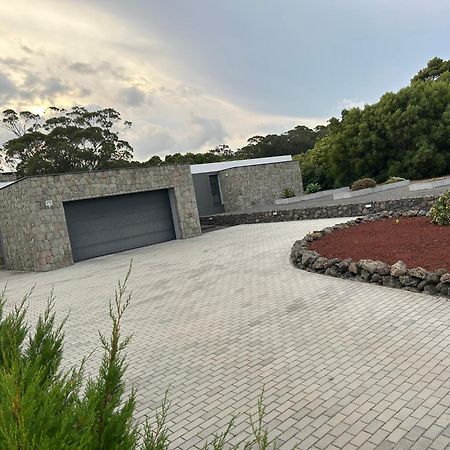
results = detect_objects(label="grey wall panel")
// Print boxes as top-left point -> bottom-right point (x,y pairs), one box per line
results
192,173 -> 225,217
64,189 -> 175,261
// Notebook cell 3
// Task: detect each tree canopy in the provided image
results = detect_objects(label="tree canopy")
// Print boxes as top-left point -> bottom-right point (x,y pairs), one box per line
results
1,107 -> 133,176
298,57 -> 450,189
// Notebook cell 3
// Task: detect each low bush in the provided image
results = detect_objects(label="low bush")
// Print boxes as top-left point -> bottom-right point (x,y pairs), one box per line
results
304,182 -> 321,194
384,176 -> 406,184
281,187 -> 296,198
0,266 -> 280,449
430,190 -> 450,225
351,178 -> 377,191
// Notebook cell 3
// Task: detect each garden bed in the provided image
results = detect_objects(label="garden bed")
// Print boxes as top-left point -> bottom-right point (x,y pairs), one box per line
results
290,212 -> 450,298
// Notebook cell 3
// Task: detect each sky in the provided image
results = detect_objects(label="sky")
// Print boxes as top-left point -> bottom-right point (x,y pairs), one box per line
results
0,0 -> 449,161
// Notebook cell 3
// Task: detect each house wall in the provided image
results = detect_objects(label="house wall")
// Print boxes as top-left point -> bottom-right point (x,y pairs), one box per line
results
192,172 -> 225,216
0,165 -> 201,272
0,172 -> 17,182
218,161 -> 303,213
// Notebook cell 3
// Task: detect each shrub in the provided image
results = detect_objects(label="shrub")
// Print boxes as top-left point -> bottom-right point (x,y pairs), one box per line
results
351,177 -> 377,191
0,267 -> 279,449
384,176 -> 406,184
304,182 -> 321,194
281,187 -> 296,198
430,190 -> 450,225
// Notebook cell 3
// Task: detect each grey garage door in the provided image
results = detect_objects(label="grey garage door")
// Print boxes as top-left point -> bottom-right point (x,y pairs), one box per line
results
63,190 -> 176,262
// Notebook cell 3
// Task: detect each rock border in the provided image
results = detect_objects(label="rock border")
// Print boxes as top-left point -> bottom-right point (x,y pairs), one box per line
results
290,211 -> 450,299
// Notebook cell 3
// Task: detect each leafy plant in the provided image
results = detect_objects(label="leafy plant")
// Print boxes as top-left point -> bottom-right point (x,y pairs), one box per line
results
430,190 -> 450,225
351,178 -> 377,191
0,268 -> 283,449
384,176 -> 406,184
281,187 -> 296,198
304,182 -> 321,194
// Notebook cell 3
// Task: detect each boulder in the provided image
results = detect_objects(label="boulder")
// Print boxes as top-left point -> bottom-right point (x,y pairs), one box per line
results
436,282 -> 450,294
325,266 -> 340,277
426,273 -> 441,284
399,275 -> 419,287
423,284 -> 438,295
359,259 -> 390,276
440,273 -> 450,284
312,257 -> 330,270
338,258 -> 352,271
391,261 -> 407,277
383,276 -> 402,289
371,273 -> 382,283
407,267 -> 429,280
360,269 -> 371,281
301,251 -> 319,266
348,262 -> 359,274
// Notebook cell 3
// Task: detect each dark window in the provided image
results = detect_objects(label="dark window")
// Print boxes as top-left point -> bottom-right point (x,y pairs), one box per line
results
209,175 -> 222,206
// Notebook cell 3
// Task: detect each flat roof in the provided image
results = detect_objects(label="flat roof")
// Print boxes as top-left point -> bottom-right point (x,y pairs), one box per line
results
0,181 -> 15,190
190,155 -> 292,174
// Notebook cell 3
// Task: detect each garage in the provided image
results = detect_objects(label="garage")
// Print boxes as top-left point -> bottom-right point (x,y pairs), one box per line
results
63,189 -> 176,261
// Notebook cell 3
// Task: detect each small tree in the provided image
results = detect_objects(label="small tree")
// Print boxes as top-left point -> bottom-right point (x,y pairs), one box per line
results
0,268 -> 281,449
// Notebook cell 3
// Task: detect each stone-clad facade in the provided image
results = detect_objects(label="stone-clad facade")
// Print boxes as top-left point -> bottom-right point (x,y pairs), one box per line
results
0,172 -> 17,182
0,165 -> 201,272
218,161 -> 303,212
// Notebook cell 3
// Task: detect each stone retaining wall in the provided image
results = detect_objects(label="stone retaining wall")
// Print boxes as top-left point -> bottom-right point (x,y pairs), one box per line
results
290,212 -> 450,299
200,195 -> 438,228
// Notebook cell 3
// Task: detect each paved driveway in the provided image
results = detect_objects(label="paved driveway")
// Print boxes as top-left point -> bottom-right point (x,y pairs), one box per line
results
2,219 -> 450,449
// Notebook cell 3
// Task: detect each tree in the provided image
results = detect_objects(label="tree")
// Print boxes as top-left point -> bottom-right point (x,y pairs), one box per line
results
299,57 -> 450,188
411,57 -> 450,83
1,107 -> 133,176
235,125 -> 326,160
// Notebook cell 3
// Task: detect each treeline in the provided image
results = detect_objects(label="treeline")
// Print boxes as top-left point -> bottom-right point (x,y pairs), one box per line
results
137,125 -> 328,167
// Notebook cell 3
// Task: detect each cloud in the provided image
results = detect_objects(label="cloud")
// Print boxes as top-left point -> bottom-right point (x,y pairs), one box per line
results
0,73 -> 17,102
188,115 -> 227,148
0,0 -> 327,162
338,98 -> 367,110
119,86 -> 147,107
68,62 -> 96,74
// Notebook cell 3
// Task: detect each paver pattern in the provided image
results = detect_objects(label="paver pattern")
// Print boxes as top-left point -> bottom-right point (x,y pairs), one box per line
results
1,219 -> 450,449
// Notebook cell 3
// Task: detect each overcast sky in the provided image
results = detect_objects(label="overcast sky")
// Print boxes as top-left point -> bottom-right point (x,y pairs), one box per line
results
0,0 -> 449,160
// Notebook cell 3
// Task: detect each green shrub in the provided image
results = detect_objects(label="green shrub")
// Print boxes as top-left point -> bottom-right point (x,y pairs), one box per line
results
430,190 -> 450,225
304,182 -> 321,194
0,267 -> 280,449
281,187 -> 296,198
384,176 -> 406,184
350,177 -> 377,191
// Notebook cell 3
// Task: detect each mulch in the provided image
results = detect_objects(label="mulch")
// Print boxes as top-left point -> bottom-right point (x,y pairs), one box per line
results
309,217 -> 450,271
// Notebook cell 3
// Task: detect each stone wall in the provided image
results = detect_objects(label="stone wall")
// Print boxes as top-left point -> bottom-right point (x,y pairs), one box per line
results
0,165 -> 201,272
291,213 -> 450,298
218,161 -> 303,212
200,195 -> 438,227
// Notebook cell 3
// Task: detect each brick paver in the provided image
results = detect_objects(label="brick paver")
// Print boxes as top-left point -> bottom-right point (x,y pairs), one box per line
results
1,219 -> 450,449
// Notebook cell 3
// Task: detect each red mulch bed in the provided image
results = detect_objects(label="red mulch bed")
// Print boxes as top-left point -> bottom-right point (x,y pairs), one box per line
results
309,217 -> 450,272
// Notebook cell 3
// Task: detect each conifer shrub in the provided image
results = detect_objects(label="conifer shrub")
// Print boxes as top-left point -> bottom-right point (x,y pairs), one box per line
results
0,267 -> 280,449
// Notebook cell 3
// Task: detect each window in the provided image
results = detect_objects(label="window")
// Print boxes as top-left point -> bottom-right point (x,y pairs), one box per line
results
209,175 -> 222,206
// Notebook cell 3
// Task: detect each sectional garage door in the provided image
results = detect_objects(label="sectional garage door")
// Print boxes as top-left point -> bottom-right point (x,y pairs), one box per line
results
63,190 -> 176,262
